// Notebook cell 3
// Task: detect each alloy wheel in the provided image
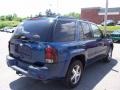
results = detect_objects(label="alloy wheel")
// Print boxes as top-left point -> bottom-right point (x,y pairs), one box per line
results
70,65 -> 81,85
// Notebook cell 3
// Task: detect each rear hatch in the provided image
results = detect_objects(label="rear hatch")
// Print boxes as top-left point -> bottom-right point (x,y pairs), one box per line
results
9,17 -> 55,64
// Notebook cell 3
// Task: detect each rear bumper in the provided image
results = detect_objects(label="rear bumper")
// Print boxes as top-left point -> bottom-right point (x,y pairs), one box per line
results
7,55 -> 65,80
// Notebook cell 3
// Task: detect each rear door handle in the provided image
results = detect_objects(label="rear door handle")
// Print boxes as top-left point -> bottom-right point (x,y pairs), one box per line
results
98,42 -> 104,46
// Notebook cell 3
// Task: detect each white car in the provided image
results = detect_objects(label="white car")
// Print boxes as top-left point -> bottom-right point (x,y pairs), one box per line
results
3,27 -> 9,32
117,21 -> 120,25
3,27 -> 16,33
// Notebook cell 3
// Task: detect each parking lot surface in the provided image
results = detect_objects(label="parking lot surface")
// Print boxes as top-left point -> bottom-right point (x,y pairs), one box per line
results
0,32 -> 120,90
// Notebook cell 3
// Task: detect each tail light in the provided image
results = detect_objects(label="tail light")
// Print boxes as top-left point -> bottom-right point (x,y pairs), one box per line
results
45,45 -> 58,63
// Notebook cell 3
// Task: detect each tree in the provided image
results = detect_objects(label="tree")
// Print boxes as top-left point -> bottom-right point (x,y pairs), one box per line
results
13,13 -> 17,18
38,12 -> 42,17
0,16 -> 6,21
64,12 -> 80,19
6,15 -> 13,21
35,12 -> 43,17
45,9 -> 57,17
0,14 -> 23,22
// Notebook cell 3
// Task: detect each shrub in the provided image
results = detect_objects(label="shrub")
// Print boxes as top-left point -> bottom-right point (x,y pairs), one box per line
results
0,21 -> 20,29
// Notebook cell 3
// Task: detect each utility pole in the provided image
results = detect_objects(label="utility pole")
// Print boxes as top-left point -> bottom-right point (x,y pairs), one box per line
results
104,0 -> 108,36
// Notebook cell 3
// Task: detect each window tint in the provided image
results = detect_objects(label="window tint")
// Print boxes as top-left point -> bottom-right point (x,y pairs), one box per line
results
81,22 -> 93,39
14,20 -> 53,42
91,24 -> 101,38
78,21 -> 84,40
54,20 -> 76,42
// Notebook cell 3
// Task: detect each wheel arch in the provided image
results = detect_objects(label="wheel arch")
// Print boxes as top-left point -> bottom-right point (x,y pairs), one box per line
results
64,54 -> 86,79
70,54 -> 86,69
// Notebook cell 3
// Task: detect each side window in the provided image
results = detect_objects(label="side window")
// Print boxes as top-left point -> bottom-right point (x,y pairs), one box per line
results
78,21 -> 84,40
91,24 -> 102,38
54,20 -> 76,42
81,22 -> 93,39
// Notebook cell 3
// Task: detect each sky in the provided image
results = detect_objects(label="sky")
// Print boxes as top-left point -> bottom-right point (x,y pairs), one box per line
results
0,0 -> 119,17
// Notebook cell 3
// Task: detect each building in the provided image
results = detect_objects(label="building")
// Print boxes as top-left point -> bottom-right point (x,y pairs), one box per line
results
81,7 -> 120,24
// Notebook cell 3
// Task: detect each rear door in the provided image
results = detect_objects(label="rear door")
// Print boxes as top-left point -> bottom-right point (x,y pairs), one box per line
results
90,23 -> 107,57
53,19 -> 78,62
79,21 -> 97,62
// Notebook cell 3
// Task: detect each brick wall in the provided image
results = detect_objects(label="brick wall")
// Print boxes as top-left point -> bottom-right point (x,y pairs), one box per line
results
99,15 -> 120,23
81,7 -> 120,24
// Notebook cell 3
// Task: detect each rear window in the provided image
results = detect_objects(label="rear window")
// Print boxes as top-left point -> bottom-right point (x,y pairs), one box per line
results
53,20 -> 76,42
13,18 -> 54,42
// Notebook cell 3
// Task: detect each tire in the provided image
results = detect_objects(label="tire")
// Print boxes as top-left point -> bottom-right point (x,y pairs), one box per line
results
103,47 -> 113,62
64,60 -> 83,88
113,40 -> 117,43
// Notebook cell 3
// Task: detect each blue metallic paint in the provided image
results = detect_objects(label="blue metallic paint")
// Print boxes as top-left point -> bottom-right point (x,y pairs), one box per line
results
7,18 -> 113,81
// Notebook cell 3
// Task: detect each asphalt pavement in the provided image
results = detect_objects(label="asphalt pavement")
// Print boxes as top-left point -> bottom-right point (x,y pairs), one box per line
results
0,32 -> 120,90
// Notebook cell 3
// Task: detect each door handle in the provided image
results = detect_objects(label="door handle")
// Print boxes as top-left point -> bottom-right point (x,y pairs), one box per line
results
98,42 -> 104,46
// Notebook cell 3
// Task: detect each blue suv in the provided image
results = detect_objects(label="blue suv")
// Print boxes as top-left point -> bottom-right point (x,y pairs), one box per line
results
7,16 -> 113,88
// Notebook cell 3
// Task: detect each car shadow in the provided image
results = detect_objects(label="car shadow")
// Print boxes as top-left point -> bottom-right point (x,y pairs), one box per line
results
9,58 -> 118,90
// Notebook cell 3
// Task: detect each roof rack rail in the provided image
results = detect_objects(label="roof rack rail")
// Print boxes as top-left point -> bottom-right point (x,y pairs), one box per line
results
56,16 -> 77,19
80,19 -> 89,21
27,15 -> 77,20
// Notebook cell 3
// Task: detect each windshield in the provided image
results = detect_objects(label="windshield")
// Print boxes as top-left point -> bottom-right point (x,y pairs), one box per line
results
13,18 -> 55,42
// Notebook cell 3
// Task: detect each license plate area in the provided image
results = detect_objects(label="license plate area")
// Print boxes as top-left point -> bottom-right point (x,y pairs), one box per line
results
10,43 -> 16,54
16,44 -> 32,59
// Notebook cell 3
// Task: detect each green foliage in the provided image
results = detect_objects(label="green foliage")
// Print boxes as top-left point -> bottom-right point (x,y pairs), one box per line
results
29,9 -> 58,18
0,16 -> 6,21
0,21 -> 20,29
0,14 -> 23,29
45,9 -> 57,17
99,26 -> 120,34
64,12 -> 80,19
0,14 -> 23,22
99,26 -> 120,31
34,12 -> 43,17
